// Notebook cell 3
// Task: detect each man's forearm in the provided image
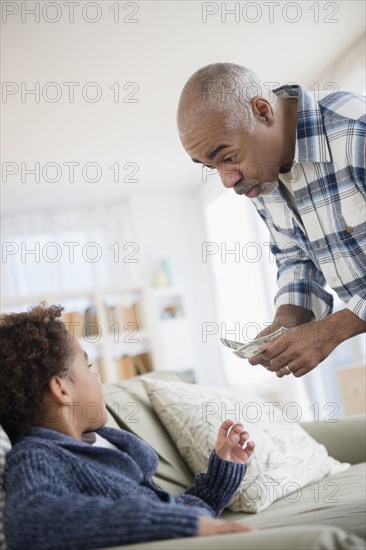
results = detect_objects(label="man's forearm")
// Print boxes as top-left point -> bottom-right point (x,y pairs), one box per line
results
275,304 -> 365,339
274,304 -> 313,327
322,308 -> 366,345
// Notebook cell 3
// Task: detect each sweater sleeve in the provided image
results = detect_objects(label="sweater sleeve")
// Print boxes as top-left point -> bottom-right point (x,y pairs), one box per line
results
174,451 -> 246,516
4,449 -> 202,550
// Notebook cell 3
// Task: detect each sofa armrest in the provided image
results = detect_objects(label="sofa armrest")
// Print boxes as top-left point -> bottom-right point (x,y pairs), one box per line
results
300,414 -> 366,464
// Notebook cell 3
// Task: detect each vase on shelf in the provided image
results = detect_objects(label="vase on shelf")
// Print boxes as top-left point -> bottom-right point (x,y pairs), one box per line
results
153,258 -> 171,288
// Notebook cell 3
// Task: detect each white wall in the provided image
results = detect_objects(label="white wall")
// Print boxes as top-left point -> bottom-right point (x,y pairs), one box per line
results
2,2 -> 365,214
313,33 -> 365,94
129,191 -> 228,386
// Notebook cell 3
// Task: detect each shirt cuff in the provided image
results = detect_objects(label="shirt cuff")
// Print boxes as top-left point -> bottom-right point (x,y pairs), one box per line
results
275,282 -> 334,321
346,295 -> 366,323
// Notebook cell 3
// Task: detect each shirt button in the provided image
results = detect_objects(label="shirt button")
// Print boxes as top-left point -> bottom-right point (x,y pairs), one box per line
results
346,226 -> 353,234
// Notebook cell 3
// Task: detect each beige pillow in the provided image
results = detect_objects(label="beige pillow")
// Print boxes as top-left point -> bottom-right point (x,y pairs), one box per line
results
143,379 -> 350,513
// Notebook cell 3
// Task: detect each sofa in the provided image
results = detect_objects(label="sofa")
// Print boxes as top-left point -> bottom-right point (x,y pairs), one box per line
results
0,371 -> 365,550
100,370 -> 366,550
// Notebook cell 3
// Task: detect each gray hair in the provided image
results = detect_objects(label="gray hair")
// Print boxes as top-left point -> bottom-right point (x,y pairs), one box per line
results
177,63 -> 270,136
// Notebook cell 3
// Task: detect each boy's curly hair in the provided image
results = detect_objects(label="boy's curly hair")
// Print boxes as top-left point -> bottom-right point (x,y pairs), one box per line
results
0,303 -> 74,444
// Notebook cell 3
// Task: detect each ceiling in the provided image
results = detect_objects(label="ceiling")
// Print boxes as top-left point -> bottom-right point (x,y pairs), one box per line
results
2,0 -> 365,214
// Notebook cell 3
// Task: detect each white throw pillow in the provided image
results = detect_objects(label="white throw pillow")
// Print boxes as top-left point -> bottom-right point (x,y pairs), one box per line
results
143,379 -> 350,513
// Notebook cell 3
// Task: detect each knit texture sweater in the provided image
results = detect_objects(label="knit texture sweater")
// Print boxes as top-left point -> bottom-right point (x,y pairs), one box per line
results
4,426 -> 246,550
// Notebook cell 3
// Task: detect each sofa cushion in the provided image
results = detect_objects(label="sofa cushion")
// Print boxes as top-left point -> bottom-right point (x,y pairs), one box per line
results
143,378 -> 350,513
105,525 -> 365,550
222,462 -> 366,540
103,371 -> 194,493
301,416 -> 366,465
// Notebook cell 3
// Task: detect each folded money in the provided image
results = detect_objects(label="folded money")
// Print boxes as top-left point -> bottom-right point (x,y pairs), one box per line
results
221,326 -> 288,359
220,337 -> 244,350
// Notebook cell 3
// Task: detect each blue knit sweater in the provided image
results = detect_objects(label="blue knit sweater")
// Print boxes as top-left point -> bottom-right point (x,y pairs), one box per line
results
4,426 -> 246,550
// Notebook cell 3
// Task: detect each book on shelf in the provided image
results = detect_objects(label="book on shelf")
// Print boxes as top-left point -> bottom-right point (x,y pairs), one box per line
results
132,352 -> 153,375
105,302 -> 144,333
61,311 -> 84,338
84,306 -> 99,336
132,302 -> 144,329
116,352 -> 153,380
60,307 -> 99,337
117,355 -> 136,380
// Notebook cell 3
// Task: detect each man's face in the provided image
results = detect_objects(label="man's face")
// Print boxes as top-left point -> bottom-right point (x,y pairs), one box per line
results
180,112 -> 283,198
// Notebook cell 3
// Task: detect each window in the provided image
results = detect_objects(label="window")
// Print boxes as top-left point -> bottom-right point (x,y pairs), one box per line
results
1,201 -> 136,302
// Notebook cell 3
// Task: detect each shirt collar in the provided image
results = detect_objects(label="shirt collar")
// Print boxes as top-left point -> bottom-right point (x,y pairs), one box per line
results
22,426 -> 100,448
273,84 -> 332,164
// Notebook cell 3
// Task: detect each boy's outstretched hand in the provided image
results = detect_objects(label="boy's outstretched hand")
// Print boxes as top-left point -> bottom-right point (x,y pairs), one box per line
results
215,420 -> 255,464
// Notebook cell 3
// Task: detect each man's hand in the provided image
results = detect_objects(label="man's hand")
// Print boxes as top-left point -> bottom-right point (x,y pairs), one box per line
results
250,309 -> 366,378
248,304 -> 313,370
255,319 -> 338,377
215,420 -> 255,464
263,305 -> 314,334
198,516 -> 254,536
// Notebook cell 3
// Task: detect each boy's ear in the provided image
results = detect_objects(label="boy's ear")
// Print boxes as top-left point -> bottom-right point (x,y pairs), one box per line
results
46,375 -> 72,404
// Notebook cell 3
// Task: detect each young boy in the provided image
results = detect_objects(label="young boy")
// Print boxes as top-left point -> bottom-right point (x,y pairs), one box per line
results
0,304 -> 255,550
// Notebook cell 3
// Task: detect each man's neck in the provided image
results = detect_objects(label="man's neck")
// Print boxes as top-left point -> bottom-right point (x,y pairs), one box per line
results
280,98 -> 298,173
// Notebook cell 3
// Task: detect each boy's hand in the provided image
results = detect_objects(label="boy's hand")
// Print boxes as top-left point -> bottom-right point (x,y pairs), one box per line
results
198,516 -> 254,536
215,420 -> 255,464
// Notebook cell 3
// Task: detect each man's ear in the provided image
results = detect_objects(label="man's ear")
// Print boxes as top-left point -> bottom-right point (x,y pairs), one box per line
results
251,97 -> 274,126
46,375 -> 72,405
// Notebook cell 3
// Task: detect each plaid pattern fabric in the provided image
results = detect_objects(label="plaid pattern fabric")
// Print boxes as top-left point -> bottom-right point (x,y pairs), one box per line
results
252,85 -> 366,322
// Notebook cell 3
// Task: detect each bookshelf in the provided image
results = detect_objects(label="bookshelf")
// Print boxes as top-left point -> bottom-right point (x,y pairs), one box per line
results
1,286 -> 156,384
146,287 -> 198,382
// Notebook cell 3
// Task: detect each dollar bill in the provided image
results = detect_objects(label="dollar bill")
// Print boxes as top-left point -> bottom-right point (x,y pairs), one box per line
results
219,337 -> 244,350
221,326 -> 288,359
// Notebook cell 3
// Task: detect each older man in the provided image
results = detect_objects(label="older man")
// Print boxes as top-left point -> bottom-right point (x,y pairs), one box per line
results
177,63 -> 365,378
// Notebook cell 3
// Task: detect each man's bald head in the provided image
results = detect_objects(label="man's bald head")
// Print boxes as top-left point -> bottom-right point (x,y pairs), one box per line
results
177,63 -> 268,137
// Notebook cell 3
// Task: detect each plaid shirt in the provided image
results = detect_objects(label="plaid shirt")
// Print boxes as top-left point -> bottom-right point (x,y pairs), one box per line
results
252,85 -> 366,322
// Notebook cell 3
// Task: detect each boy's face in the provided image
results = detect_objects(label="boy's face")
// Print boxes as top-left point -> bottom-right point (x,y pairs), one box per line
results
66,337 -> 109,433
